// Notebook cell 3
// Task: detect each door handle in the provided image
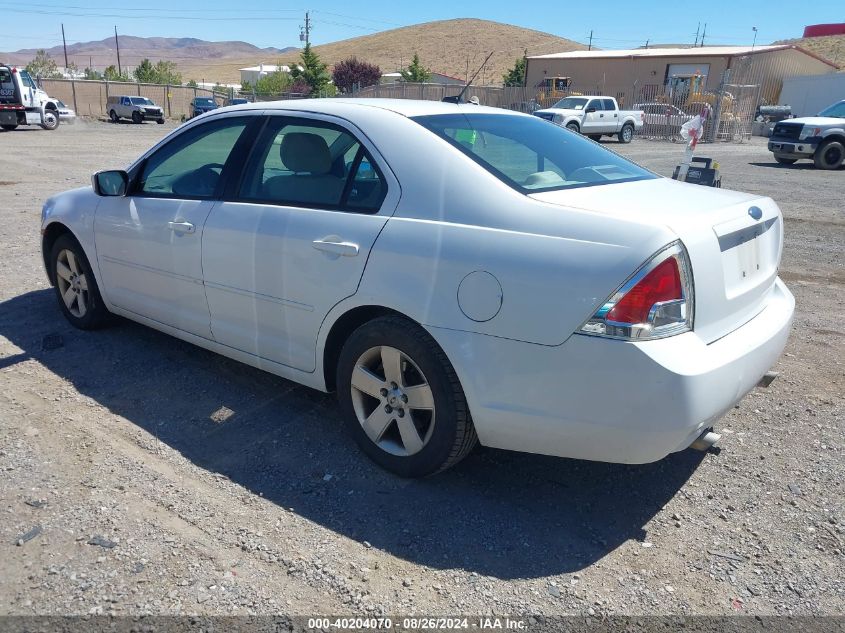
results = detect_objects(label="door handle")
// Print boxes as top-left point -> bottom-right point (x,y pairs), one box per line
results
168,220 -> 195,234
312,238 -> 359,257
599,114 -> 604,117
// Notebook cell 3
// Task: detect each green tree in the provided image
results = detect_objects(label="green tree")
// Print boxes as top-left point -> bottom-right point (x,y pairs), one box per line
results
253,69 -> 292,95
25,49 -> 61,79
400,53 -> 431,83
134,59 -> 156,83
502,51 -> 527,87
84,67 -> 102,80
153,60 -> 181,84
104,65 -> 129,81
134,58 -> 181,84
186,79 -> 198,88
290,43 -> 330,95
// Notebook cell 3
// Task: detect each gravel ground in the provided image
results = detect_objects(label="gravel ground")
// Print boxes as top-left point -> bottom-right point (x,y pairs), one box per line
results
0,119 -> 842,619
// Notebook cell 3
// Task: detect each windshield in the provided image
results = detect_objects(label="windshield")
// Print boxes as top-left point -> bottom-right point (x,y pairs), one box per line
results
551,97 -> 589,110
818,101 -> 845,118
412,113 -> 656,193
131,97 -> 154,106
195,98 -> 215,106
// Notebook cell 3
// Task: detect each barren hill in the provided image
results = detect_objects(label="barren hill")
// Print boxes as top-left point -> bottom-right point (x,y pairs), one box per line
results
292,19 -> 587,84
774,34 -> 844,68
160,18 -> 588,85
3,19 -> 585,85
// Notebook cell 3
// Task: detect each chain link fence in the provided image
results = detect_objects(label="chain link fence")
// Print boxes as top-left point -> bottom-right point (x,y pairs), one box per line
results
353,71 -> 765,144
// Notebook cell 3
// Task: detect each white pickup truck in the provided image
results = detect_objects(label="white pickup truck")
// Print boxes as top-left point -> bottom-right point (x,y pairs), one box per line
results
534,96 -> 644,143
768,99 -> 845,170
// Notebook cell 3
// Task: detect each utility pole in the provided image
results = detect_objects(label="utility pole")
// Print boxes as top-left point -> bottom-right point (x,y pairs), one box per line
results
61,23 -> 69,69
694,22 -> 700,47
62,24 -> 78,115
752,26 -> 758,51
644,39 -> 649,49
300,11 -> 311,46
701,23 -> 707,47
588,30 -> 593,51
114,26 -> 122,76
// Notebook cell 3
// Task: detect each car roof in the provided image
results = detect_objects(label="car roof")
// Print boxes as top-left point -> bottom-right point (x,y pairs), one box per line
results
223,98 -> 527,119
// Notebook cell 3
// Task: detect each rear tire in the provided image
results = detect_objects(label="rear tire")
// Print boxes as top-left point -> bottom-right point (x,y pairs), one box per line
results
774,155 -> 797,165
618,122 -> 634,143
1,124 -> 17,131
50,234 -> 110,330
565,121 -> 580,134
109,109 -> 119,123
588,134 -> 602,141
131,111 -> 142,124
336,315 -> 477,477
814,140 -> 844,170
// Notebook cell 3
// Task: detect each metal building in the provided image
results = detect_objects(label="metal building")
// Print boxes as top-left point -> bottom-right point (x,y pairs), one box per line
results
525,45 -> 837,107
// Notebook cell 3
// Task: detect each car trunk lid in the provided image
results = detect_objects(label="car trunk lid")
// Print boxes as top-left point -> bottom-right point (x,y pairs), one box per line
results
531,177 -> 783,344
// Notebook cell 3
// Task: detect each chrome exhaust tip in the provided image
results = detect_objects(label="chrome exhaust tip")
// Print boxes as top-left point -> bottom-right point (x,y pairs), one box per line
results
690,429 -> 721,452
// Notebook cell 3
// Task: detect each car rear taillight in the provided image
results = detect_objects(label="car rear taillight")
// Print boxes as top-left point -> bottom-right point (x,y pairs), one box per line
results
580,241 -> 694,340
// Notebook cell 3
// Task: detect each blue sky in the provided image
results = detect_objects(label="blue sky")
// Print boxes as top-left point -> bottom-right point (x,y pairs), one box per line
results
3,0 -> 843,54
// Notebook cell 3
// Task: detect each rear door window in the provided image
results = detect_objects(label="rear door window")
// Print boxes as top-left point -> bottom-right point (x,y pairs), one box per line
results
602,99 -> 616,111
237,116 -> 387,212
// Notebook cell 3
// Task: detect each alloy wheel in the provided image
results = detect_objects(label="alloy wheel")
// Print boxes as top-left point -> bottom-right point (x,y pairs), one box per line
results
350,345 -> 435,457
55,249 -> 89,318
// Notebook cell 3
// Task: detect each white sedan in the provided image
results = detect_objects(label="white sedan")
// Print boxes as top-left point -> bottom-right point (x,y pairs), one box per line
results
40,99 -> 794,477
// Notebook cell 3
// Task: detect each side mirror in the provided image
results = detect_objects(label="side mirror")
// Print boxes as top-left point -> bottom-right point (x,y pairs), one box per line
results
585,107 -> 597,114
92,170 -> 128,196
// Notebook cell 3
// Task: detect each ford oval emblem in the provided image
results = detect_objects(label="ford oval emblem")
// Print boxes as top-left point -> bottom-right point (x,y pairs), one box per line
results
748,206 -> 763,221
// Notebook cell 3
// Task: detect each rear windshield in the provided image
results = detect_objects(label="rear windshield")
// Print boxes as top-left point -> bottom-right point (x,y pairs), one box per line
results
195,98 -> 214,106
412,113 -> 656,193
131,97 -> 154,105
0,68 -> 15,100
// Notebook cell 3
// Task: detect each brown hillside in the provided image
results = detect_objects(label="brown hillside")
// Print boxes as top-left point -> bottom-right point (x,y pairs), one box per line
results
774,34 -> 844,69
189,19 -> 586,85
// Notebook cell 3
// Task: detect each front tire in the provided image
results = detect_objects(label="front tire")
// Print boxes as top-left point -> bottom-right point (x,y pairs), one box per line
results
774,155 -> 797,165
336,316 -> 477,477
132,111 -> 142,124
109,109 -> 119,123
40,109 -> 59,130
157,118 -> 165,124
50,234 -> 110,330
814,140 -> 844,170
565,121 -> 580,134
1,124 -> 17,131
618,122 -> 634,143
588,134 -> 602,141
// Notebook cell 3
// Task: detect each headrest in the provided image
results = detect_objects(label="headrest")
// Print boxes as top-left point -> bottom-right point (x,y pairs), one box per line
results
280,132 -> 331,174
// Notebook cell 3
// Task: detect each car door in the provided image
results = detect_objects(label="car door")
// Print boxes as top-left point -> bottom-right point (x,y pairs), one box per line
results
94,113 -> 259,338
581,98 -> 604,134
201,113 -> 400,373
602,98 -> 619,132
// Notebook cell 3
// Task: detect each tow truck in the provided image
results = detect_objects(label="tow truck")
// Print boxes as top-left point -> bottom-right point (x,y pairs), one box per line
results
0,64 -> 60,131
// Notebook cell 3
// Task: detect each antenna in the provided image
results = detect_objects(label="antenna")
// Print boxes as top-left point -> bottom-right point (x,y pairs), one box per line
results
442,51 -> 494,103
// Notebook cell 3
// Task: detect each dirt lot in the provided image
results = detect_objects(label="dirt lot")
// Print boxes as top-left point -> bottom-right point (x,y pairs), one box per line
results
0,120 -> 842,619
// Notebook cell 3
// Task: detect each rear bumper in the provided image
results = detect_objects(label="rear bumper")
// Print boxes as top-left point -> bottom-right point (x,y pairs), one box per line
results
430,277 -> 794,464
